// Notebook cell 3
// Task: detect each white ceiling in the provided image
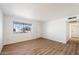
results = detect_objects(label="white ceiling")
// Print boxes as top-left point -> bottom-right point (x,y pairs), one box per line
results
0,3 -> 79,21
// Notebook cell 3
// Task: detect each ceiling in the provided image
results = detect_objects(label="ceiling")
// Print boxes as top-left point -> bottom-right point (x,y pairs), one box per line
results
0,3 -> 79,21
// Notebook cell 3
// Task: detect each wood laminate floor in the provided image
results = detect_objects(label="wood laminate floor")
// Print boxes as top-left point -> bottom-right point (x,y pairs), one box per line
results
1,38 -> 79,55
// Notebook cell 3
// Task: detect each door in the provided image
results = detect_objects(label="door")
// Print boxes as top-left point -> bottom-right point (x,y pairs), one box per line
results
0,10 -> 3,53
70,22 -> 79,38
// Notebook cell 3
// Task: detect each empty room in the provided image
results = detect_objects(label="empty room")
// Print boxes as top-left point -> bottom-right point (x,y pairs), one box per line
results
0,3 -> 79,55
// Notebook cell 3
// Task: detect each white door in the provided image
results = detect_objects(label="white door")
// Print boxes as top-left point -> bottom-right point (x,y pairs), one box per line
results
0,10 -> 3,53
70,22 -> 79,38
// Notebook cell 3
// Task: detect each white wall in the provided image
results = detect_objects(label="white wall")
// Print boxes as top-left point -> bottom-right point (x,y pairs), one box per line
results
0,10 -> 3,52
3,15 -> 71,45
3,16 -> 42,45
42,18 -> 67,43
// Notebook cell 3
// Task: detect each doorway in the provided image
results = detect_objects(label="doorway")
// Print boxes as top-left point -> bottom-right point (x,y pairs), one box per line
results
69,21 -> 79,40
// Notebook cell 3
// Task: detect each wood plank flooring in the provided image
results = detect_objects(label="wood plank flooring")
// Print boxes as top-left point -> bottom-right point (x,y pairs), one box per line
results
1,38 -> 79,55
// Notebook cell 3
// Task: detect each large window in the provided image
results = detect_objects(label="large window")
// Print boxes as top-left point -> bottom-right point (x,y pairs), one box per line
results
13,21 -> 32,33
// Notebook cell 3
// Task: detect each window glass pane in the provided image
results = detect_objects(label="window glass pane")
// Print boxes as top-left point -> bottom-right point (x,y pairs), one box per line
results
13,22 -> 23,33
13,21 -> 32,33
23,24 -> 31,33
